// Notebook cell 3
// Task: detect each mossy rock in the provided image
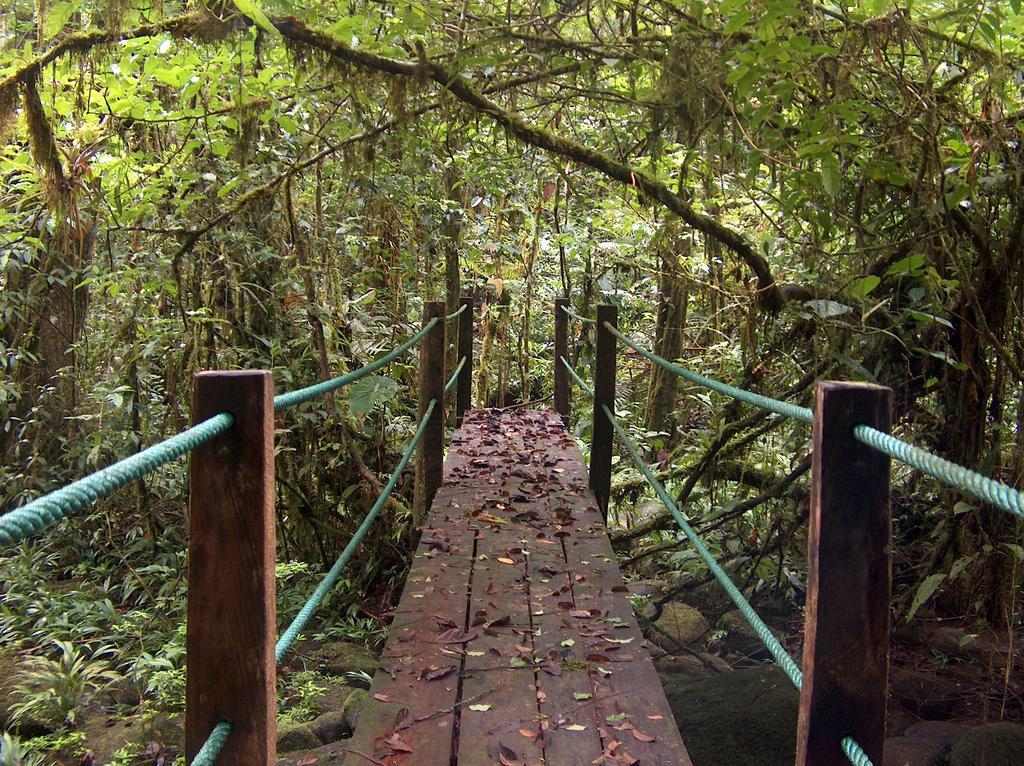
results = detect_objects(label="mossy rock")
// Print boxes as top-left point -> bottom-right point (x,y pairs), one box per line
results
949,722 -> 1024,766
315,642 -> 379,678
341,689 -> 369,732
277,723 -> 322,753
651,602 -> 709,650
716,610 -> 782,659
883,736 -> 943,766
276,740 -> 348,766
660,664 -> 798,766
310,710 -> 350,744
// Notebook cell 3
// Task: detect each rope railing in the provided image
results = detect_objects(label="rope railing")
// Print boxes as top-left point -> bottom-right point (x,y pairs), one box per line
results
445,303 -> 468,320
604,319 -> 1024,523
445,355 -> 466,395
604,321 -> 814,424
0,320 -> 440,551
854,425 -> 1024,521
602,402 -> 873,766
273,317 -> 438,410
189,721 -> 233,766
560,356 -> 594,398
0,412 -> 235,549
275,399 -> 436,660
560,303 -> 597,325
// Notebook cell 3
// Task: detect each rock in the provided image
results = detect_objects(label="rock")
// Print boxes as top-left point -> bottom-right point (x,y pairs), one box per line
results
341,688 -> 369,732
883,736 -> 943,766
310,710 -> 351,744
890,669 -> 962,718
653,654 -> 708,677
651,602 -> 709,650
660,664 -> 798,766
315,642 -> 379,679
276,739 -> 349,766
949,722 -> 1024,766
716,610 -> 782,659
697,652 -> 733,673
317,680 -> 358,716
904,720 -> 971,750
277,723 -> 322,753
624,579 -> 666,598
928,626 -> 982,657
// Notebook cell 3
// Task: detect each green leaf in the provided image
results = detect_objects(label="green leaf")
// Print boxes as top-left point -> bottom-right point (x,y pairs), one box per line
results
849,275 -> 880,300
723,10 -> 752,35
347,375 -> 399,417
885,254 -> 925,277
233,0 -> 278,35
820,155 -> 841,197
906,573 -> 945,621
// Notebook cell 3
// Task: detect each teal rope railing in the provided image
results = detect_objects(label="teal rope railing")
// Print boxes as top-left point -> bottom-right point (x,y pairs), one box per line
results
1,319 -> 439,551
189,721 -> 232,766
560,304 -> 597,325
854,425 -> 1024,521
602,403 -> 872,766
445,303 -> 468,320
274,399 -> 436,661
602,403 -> 802,684
606,319 -> 1024,523
604,322 -> 813,424
445,356 -> 466,395
561,356 -> 594,398
273,317 -> 438,410
0,412 -> 234,549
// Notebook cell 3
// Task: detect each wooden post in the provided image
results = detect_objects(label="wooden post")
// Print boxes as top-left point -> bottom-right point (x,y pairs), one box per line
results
796,381 -> 892,766
456,296 -> 474,428
414,301 -> 446,523
590,304 -> 617,523
554,299 -> 570,425
186,371 -> 276,766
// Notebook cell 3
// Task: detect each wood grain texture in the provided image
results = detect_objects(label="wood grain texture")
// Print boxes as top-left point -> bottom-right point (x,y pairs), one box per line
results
589,305 -> 617,521
414,301 -> 446,525
186,371 -> 276,766
457,296 -> 474,427
353,407 -> 690,764
796,381 -> 892,766
554,299 -> 570,425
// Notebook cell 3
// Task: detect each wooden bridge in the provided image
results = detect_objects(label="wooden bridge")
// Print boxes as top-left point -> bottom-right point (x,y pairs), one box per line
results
346,407 -> 691,765
8,296 -> 1022,765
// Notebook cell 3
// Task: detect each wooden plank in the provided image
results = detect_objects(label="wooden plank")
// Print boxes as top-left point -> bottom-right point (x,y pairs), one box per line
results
589,305 -> 617,521
528,538 -> 606,765
415,301 -> 446,525
554,299 -> 570,424
796,381 -> 892,766
457,296 -> 474,427
186,371 -> 276,766
457,526 -> 545,766
346,483 -> 477,764
353,407 -> 692,765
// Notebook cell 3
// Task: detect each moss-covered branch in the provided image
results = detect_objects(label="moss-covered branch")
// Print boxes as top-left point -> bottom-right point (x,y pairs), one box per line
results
271,17 -> 787,309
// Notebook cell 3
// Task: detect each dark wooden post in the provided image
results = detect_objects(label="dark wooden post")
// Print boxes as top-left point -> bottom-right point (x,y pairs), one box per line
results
796,381 -> 892,766
590,304 -> 617,522
414,301 -> 446,523
186,371 -> 276,766
554,299 -> 570,425
456,296 -> 474,428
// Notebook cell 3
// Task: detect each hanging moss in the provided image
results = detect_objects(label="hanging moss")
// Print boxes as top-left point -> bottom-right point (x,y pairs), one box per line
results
22,75 -> 64,190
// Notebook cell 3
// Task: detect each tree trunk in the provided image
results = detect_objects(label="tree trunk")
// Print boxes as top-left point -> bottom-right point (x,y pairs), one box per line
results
645,237 -> 689,441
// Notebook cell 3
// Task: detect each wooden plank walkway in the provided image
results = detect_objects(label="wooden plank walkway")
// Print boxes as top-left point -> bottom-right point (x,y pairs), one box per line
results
348,408 -> 692,766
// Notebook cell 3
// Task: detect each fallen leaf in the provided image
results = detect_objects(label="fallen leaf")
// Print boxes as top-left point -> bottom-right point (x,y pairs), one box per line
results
373,693 -> 391,702
296,756 -> 319,766
631,729 -> 656,743
469,704 -> 491,712
497,557 -> 516,565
